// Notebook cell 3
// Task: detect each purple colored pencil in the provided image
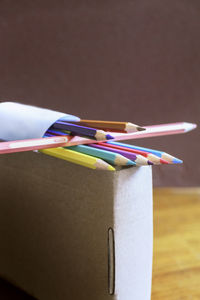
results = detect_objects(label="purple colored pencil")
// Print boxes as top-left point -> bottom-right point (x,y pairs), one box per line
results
88,143 -> 153,165
51,121 -> 114,141
46,129 -> 69,136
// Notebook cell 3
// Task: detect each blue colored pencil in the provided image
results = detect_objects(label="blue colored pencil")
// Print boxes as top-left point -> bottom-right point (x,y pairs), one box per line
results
67,145 -> 136,167
107,141 -> 182,164
51,121 -> 114,141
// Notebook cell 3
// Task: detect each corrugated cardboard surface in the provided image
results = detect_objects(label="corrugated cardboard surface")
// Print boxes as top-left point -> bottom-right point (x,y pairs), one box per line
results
0,152 -> 153,300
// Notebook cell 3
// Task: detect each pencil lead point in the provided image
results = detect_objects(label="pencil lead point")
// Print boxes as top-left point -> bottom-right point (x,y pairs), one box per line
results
106,134 -> 114,140
160,159 -> 170,164
172,158 -> 183,164
108,165 -> 116,171
126,123 -> 146,133
127,160 -> 136,166
137,126 -> 146,131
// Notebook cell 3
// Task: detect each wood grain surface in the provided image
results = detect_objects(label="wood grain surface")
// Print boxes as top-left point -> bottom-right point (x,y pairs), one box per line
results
152,188 -> 200,300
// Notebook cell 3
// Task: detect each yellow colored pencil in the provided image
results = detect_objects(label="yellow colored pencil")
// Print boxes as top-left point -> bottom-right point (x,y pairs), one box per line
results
39,147 -> 115,171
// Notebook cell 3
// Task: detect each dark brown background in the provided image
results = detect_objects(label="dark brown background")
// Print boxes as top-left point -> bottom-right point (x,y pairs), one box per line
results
0,1 -> 199,298
0,0 -> 199,186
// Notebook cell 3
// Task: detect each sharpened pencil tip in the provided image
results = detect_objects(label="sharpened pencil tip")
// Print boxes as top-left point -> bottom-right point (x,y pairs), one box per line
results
95,130 -> 114,140
127,160 -> 136,166
183,122 -> 197,132
148,160 -> 154,165
108,165 -> 116,171
95,159 -> 116,170
160,159 -> 170,164
172,158 -> 183,164
126,123 -> 146,133
106,134 -> 114,140
137,126 -> 146,131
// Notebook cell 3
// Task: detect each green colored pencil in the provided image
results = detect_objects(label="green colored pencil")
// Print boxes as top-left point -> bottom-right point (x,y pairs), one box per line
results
67,144 -> 136,166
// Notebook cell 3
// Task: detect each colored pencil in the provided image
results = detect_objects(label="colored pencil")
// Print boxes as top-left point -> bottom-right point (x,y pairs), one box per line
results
46,129 -> 69,136
44,133 -> 135,166
108,122 -> 197,141
107,141 -> 183,164
40,147 -> 115,171
88,143 -> 153,166
44,132 -> 105,147
65,119 -> 145,133
0,136 -> 72,154
44,131 -> 168,165
43,122 -> 196,148
51,121 -> 114,140
101,142 -> 169,165
67,145 -> 136,167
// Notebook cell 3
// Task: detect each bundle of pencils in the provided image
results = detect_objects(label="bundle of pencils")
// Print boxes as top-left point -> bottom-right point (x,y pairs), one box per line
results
43,119 -> 147,170
0,118 -> 196,171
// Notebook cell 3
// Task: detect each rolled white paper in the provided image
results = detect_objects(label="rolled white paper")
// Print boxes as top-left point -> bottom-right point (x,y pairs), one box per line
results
0,102 -> 80,141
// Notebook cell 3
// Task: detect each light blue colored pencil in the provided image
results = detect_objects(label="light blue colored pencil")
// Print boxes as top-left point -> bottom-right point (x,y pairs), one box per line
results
107,141 -> 182,164
66,144 -> 136,167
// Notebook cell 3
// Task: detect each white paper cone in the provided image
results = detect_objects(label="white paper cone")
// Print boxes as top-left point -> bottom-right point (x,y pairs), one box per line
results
0,102 -> 80,141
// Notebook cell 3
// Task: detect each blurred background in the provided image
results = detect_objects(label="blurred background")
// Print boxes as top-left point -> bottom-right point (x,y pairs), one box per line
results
0,0 -> 199,186
0,1 -> 200,299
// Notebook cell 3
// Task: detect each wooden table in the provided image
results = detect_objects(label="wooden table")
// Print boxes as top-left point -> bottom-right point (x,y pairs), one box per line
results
0,188 -> 200,299
152,188 -> 200,299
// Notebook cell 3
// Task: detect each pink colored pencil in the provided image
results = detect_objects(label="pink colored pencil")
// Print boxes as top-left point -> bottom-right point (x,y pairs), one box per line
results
63,122 -> 197,146
0,136 -> 73,154
0,122 -> 197,154
108,122 -> 197,141
42,121 -> 197,147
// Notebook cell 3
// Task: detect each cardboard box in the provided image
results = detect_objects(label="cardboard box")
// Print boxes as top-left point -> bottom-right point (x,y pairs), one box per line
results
0,151 -> 153,300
